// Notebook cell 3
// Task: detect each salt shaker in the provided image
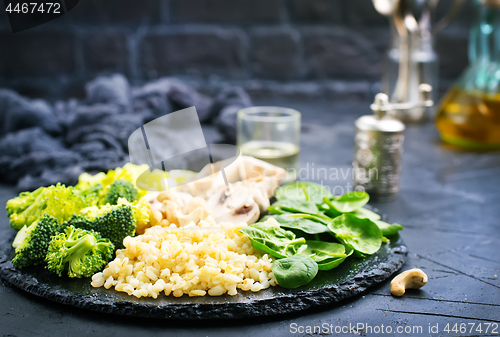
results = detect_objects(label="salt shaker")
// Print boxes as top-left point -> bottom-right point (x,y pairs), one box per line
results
353,84 -> 433,201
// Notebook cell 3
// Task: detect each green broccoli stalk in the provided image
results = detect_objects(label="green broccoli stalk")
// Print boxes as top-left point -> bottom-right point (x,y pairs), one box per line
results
67,204 -> 135,250
12,214 -> 65,268
6,186 -> 45,217
46,226 -> 114,278
103,180 -> 138,205
7,183 -> 96,231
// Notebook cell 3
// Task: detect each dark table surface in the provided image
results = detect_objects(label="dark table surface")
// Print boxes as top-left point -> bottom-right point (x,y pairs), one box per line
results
1,99 -> 499,337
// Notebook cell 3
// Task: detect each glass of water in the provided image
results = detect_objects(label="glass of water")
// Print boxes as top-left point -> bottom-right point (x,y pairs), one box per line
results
237,106 -> 301,181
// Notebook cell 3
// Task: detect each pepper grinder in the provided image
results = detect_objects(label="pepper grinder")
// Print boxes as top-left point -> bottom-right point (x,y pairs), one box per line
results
353,84 -> 433,201
372,0 -> 462,122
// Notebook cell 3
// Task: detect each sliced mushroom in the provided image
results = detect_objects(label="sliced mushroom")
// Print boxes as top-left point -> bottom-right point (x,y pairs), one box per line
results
242,155 -> 286,181
176,174 -> 216,199
223,181 -> 269,213
176,155 -> 286,200
246,183 -> 270,212
207,185 -> 260,224
157,190 -> 193,209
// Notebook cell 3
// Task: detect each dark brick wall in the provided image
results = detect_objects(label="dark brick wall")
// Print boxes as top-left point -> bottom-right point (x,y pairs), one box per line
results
0,0 -> 472,99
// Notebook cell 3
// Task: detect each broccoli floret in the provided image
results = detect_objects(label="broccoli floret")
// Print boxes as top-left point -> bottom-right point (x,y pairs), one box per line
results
103,180 -> 138,205
132,197 -> 152,235
12,225 -> 29,249
46,226 -> 114,278
6,186 -> 44,217
7,183 -> 94,231
63,214 -> 94,231
95,206 -> 135,249
74,183 -> 102,205
67,205 -> 135,250
12,214 -> 65,269
75,163 -> 149,199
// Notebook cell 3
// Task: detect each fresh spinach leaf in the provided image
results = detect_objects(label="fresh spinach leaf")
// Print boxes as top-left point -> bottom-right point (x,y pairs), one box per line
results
374,220 -> 403,236
272,214 -> 330,234
320,203 -> 379,221
272,256 -> 319,289
270,199 -> 319,214
239,223 -> 306,258
321,202 -> 342,218
323,192 -> 369,213
267,205 -> 291,215
289,213 -> 332,225
300,241 -> 347,271
275,182 -> 334,205
327,214 -> 382,255
350,207 -> 381,221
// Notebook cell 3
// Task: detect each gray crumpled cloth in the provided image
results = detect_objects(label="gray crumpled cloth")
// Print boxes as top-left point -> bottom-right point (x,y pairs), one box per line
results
0,74 -> 251,191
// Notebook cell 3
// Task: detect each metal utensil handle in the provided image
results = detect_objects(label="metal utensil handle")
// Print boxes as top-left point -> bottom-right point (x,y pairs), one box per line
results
371,84 -> 433,113
432,0 -> 465,34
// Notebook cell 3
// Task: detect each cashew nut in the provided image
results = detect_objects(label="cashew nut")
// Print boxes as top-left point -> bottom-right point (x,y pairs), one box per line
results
390,268 -> 428,296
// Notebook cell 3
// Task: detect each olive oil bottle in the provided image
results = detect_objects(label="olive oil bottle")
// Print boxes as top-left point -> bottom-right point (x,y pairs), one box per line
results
436,87 -> 500,149
436,0 -> 500,150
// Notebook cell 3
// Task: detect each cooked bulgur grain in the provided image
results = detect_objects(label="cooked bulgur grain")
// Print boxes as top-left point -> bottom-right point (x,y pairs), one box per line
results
91,216 -> 277,297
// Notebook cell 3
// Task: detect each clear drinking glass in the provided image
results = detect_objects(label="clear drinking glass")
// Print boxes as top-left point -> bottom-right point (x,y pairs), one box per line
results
237,106 -> 301,181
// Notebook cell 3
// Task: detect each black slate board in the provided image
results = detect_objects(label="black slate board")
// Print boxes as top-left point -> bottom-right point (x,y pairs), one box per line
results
0,228 -> 407,320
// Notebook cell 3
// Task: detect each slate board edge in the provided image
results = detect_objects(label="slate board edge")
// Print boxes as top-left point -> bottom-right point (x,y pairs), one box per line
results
0,237 -> 407,320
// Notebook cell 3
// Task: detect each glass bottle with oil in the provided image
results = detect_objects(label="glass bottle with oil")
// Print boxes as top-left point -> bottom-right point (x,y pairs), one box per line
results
436,0 -> 500,150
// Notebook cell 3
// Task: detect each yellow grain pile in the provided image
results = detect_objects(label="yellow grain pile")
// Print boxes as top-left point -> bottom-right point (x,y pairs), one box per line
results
91,216 -> 276,298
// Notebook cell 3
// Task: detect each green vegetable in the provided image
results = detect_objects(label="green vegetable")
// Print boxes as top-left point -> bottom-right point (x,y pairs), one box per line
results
6,186 -> 44,217
103,180 -> 139,205
321,198 -> 380,220
350,207 -> 381,221
75,163 -> 195,200
374,220 -> 403,236
328,214 -> 382,255
300,241 -> 348,271
275,181 -> 334,204
239,223 -> 306,258
323,192 -> 369,213
46,226 -> 114,278
6,183 -> 94,231
267,205 -> 292,215
240,185 -> 402,288
269,199 -> 319,215
75,163 -> 149,199
271,214 -> 330,234
66,204 -> 136,249
321,203 -> 342,218
80,197 -> 149,232
128,197 -> 152,233
12,225 -> 29,249
12,214 -> 65,268
272,256 -> 318,288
